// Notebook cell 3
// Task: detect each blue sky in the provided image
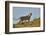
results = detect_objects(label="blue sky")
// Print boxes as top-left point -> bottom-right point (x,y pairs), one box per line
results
13,7 -> 40,24
13,7 -> 40,20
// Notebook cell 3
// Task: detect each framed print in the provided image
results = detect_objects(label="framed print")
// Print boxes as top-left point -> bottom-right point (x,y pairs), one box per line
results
5,1 -> 45,34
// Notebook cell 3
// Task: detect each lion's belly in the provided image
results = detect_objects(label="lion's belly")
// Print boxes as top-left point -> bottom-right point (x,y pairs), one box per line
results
21,17 -> 30,20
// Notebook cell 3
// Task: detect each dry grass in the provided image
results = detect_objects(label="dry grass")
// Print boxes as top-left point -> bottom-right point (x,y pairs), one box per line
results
13,18 -> 40,28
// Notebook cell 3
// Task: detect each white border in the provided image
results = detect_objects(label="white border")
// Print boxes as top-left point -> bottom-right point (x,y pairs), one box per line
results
9,3 -> 43,32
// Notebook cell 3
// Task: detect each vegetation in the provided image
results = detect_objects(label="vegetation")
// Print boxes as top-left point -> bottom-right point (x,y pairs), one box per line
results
13,18 -> 40,28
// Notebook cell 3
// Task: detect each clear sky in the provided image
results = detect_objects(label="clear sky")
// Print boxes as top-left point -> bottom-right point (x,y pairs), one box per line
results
13,7 -> 40,24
